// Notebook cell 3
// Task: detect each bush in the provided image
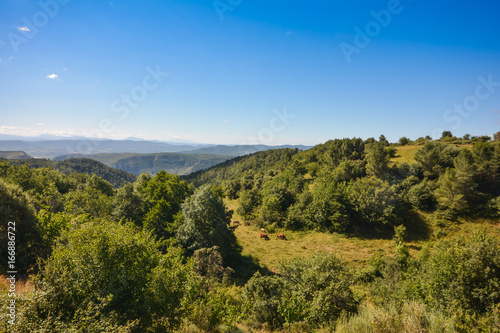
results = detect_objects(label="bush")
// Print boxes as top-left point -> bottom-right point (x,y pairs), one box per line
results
347,177 -> 403,228
419,230 -> 500,314
32,221 -> 199,331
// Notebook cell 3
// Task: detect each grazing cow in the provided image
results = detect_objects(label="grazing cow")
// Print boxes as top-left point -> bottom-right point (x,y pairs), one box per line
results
233,220 -> 240,225
276,233 -> 287,240
261,228 -> 266,233
260,233 -> 270,240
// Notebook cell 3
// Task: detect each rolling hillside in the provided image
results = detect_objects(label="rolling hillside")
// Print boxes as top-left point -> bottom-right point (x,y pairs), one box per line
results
6,158 -> 137,187
113,153 -> 232,175
0,151 -> 33,160
181,144 -> 312,156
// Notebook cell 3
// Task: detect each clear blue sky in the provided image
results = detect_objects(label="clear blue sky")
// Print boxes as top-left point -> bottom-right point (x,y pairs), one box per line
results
1,0 -> 499,145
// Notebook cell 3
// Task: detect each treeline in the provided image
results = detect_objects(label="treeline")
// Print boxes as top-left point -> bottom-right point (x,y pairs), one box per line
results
188,136 -> 500,234
7,158 -> 137,188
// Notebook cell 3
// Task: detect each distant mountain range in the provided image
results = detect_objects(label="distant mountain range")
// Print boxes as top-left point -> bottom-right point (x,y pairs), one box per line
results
0,139 -> 206,159
54,153 -> 232,176
0,135 -> 311,160
0,135 -> 311,175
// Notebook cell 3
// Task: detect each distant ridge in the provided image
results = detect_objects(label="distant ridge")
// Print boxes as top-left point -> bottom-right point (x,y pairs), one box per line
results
180,144 -> 312,156
0,151 -> 33,160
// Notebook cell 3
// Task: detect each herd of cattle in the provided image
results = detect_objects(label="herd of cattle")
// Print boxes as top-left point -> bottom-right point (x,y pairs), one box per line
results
232,221 -> 287,241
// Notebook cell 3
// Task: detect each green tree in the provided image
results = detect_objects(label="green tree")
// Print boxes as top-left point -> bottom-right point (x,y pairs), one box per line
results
441,131 -> 453,139
0,180 -> 44,274
419,230 -> 500,314
306,180 -> 350,232
33,222 -> 198,331
365,142 -> 389,177
347,177 -> 402,227
379,134 -> 389,146
399,137 -> 410,146
278,253 -> 358,327
139,171 -> 192,240
176,185 -> 240,261
243,272 -> 285,329
237,189 -> 261,220
111,183 -> 145,226
415,142 -> 455,179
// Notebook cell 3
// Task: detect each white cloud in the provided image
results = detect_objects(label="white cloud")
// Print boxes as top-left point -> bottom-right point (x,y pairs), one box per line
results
62,67 -> 67,71
0,56 -> 14,63
46,74 -> 59,80
37,123 -> 47,126
17,26 -> 31,32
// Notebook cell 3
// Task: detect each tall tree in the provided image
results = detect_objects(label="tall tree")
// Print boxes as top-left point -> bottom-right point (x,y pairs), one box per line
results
177,185 -> 240,260
366,142 -> 389,178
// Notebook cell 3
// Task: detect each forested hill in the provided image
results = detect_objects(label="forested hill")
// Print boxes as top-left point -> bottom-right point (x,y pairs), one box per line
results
183,137 -> 500,234
54,152 -> 233,176
7,158 -> 136,187
111,153 -> 231,175
181,148 -> 302,187
179,144 -> 312,156
0,151 -> 33,160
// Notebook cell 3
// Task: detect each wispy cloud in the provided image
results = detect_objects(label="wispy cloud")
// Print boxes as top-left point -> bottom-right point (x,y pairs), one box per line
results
37,123 -> 47,126
46,74 -> 59,80
17,26 -> 31,32
0,56 -> 14,63
491,110 -> 500,114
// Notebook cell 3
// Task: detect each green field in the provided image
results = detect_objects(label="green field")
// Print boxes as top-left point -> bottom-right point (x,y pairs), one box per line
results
226,197 -> 500,272
391,144 -> 473,165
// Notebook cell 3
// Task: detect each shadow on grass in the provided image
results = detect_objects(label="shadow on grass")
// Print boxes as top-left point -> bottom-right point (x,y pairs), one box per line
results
227,253 -> 273,286
345,211 -> 431,242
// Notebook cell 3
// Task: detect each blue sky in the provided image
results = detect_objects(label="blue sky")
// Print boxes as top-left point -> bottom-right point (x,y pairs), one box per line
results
0,0 -> 499,145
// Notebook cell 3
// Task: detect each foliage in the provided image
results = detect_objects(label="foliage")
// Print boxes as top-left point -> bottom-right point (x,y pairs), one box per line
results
0,179 -> 44,274
278,253 -> 358,327
176,185 -> 240,261
347,177 -> 402,227
419,230 -> 500,314
33,221 -> 199,331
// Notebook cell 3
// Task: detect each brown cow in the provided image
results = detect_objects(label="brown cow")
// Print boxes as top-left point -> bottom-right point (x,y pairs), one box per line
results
260,233 -> 270,240
276,233 -> 287,240
232,220 -> 240,225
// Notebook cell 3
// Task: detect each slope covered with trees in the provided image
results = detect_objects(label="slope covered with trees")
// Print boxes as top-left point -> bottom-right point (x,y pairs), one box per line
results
186,136 -> 500,236
6,158 -> 137,188
0,133 -> 499,332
